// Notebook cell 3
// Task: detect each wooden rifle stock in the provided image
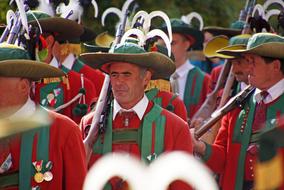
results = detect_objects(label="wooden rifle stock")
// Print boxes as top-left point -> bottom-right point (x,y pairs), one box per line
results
191,59 -> 231,123
195,85 -> 255,138
84,9 -> 130,162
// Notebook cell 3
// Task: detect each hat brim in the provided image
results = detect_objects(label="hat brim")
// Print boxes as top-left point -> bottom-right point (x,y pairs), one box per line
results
83,43 -> 110,53
203,35 -> 233,59
29,17 -> 84,42
0,60 -> 66,81
95,31 -> 115,47
80,27 -> 97,42
203,26 -> 242,38
80,52 -> 175,80
217,42 -> 284,59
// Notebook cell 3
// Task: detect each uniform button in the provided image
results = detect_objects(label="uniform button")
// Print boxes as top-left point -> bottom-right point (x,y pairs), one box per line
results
251,174 -> 254,177
249,159 -> 253,163
250,167 -> 253,170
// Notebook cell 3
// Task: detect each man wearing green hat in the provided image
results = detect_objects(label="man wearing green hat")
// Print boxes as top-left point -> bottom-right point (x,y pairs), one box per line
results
27,11 -> 98,123
0,44 -> 87,190
191,34 -> 252,143
80,42 -> 193,190
192,32 -> 284,190
159,19 -> 211,120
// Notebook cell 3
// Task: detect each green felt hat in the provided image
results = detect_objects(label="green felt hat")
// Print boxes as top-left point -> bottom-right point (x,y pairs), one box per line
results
202,26 -> 242,38
80,42 -> 175,80
160,19 -> 204,51
27,11 -> 95,42
217,33 -> 284,59
0,43 -> 65,80
205,34 -> 251,59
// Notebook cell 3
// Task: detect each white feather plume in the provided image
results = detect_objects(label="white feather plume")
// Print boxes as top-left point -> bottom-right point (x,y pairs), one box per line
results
146,29 -> 171,57
181,12 -> 204,30
91,0 -> 99,18
101,0 -> 135,27
57,0 -> 83,23
6,10 -> 16,29
263,0 -> 284,11
37,0 -> 55,16
265,9 -> 281,21
101,8 -> 123,27
122,0 -> 135,14
131,10 -> 172,42
120,28 -> 172,57
252,4 -> 265,17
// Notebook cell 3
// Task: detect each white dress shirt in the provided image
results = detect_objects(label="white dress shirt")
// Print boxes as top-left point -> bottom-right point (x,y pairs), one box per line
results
113,94 -> 149,120
170,60 -> 195,100
49,57 -> 60,68
61,53 -> 76,70
254,78 -> 284,104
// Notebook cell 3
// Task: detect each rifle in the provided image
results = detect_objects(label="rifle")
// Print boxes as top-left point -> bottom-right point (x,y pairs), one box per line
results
191,1 -> 256,140
195,85 -> 255,138
0,0 -> 30,45
83,9 -> 130,162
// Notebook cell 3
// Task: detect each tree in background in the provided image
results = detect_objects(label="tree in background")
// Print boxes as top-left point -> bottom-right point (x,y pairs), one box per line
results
1,0 -> 263,39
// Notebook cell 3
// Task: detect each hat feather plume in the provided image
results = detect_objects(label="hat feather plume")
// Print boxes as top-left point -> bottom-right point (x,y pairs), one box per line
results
91,0 -> 98,18
126,10 -> 172,57
37,0 -> 55,16
181,12 -> 204,30
252,4 -> 265,17
101,0 -> 135,27
57,0 -> 83,23
6,10 -> 16,29
263,0 -> 284,12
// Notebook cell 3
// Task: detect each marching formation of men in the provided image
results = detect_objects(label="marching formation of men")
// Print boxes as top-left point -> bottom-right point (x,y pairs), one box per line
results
1,1 -> 284,190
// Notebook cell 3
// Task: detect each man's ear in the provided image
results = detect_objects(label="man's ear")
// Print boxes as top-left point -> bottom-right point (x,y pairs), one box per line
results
144,70 -> 152,85
273,59 -> 281,71
45,35 -> 55,48
184,39 -> 191,51
18,79 -> 31,97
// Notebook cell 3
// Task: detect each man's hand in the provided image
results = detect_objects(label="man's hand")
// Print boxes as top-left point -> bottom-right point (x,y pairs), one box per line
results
190,128 -> 206,157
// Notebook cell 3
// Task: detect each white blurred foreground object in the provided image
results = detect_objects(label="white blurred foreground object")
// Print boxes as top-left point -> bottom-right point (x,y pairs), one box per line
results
83,151 -> 218,190
0,108 -> 50,139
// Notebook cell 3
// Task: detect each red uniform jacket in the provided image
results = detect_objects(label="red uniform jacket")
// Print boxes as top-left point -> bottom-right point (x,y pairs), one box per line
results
184,67 -> 211,119
80,101 -> 193,190
203,93 -> 284,190
34,69 -> 97,124
0,109 -> 87,190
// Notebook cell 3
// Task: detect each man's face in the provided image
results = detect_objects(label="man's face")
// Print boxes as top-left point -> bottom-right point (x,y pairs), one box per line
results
231,56 -> 252,84
244,54 -> 276,90
171,33 -> 190,66
109,62 -> 151,109
0,77 -> 29,117
157,33 -> 190,68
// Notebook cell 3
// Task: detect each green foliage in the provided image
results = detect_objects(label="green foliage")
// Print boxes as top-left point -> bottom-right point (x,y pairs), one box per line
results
0,1 -> 248,37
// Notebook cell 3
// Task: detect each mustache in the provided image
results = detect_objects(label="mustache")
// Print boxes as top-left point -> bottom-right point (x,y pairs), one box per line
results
234,72 -> 244,75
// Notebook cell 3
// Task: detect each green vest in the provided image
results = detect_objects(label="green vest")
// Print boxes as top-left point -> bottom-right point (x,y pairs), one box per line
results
233,93 -> 284,190
92,102 -> 167,190
184,67 -> 206,116
0,119 -> 51,190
